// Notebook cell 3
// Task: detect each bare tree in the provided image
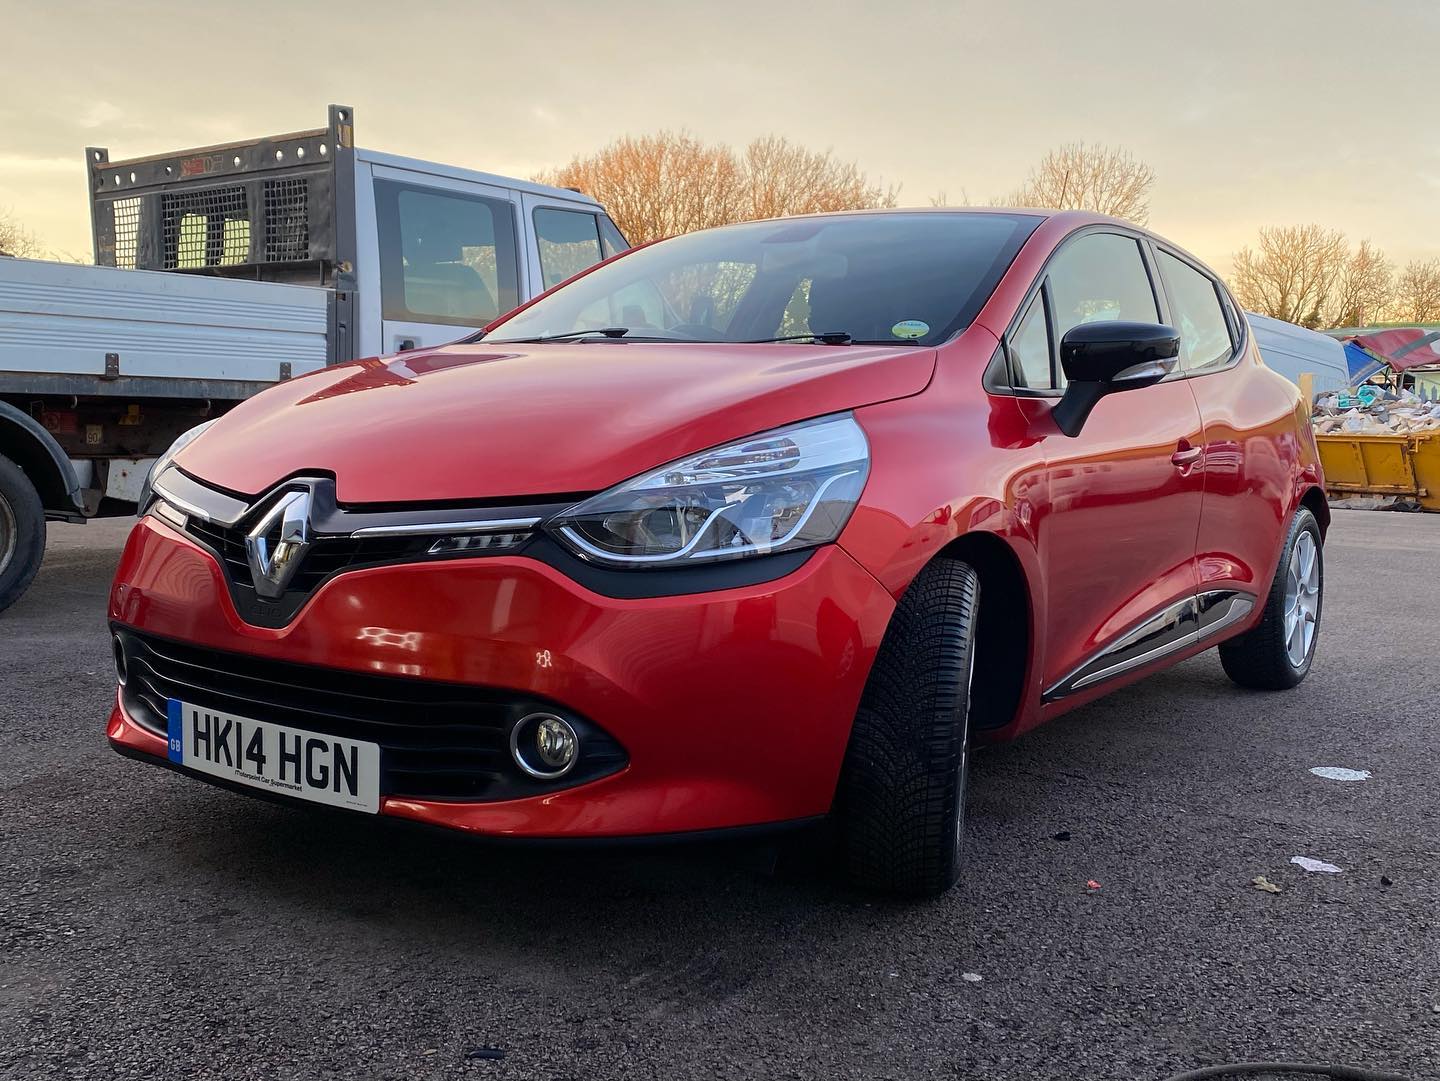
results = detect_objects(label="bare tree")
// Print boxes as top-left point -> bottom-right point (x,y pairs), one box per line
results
0,210 -> 43,259
1007,142 -> 1156,225
537,132 -> 896,246
1390,259 -> 1440,324
743,136 -> 897,220
1230,225 -> 1350,328
1327,239 -> 1395,328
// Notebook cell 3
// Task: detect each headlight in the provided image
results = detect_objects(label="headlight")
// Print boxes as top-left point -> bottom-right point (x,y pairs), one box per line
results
549,414 -> 869,567
138,419 -> 216,512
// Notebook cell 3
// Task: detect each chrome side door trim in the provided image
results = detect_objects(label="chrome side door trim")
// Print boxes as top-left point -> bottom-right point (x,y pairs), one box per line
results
1043,589 -> 1256,702
1196,591 -> 1255,640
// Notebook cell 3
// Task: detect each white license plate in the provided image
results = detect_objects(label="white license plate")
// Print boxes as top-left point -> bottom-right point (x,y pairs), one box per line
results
166,700 -> 380,814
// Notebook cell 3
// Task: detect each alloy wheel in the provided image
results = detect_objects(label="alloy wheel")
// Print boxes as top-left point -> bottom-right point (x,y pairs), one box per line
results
1283,530 -> 1320,668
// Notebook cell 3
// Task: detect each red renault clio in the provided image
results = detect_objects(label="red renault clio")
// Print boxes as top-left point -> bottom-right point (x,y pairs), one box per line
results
109,209 -> 1326,896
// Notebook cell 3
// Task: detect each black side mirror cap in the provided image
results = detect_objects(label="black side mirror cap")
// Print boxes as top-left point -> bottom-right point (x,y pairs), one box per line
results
1060,321 -> 1180,384
1052,321 -> 1181,437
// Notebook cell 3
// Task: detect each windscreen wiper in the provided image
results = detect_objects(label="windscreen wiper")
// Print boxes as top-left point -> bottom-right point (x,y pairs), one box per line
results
742,332 -> 926,346
499,330 -> 714,344
524,327 -> 630,342
743,332 -> 855,345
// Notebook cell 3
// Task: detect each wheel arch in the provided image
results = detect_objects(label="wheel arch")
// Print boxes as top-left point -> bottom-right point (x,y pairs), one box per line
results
0,402 -> 83,515
934,530 -> 1034,735
1298,484 -> 1330,538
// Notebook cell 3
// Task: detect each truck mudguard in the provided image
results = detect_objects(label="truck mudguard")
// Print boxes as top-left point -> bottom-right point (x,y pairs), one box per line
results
0,401 -> 83,514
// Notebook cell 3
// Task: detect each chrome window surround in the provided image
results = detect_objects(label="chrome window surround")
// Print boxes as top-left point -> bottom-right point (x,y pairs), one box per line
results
986,224 -> 1251,399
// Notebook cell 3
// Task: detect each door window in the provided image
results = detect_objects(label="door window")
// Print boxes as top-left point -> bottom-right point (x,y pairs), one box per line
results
1158,250 -> 1234,371
1008,293 -> 1053,389
599,216 -> 629,258
375,181 -> 520,326
1047,233 -> 1159,386
534,208 -> 604,290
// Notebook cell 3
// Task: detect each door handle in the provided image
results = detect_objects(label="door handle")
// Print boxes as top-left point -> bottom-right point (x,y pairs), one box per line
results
1171,444 -> 1203,468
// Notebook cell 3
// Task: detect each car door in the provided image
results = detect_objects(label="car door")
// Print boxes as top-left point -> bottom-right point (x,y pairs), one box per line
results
371,166 -> 525,354
1004,230 -> 1206,703
1153,245 -> 1299,608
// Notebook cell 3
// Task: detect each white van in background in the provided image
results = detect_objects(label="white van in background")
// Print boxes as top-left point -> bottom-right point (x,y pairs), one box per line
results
1246,311 -> 1350,396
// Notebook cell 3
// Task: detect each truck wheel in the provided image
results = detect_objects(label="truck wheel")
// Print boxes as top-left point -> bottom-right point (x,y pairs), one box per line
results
0,454 -> 45,614
835,557 -> 980,898
1219,507 -> 1322,690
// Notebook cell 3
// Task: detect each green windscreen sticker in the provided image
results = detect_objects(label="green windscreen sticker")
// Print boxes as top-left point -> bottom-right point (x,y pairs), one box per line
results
891,319 -> 929,339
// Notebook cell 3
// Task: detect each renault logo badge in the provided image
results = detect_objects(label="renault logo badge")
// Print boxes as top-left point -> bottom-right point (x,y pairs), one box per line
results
245,489 -> 312,599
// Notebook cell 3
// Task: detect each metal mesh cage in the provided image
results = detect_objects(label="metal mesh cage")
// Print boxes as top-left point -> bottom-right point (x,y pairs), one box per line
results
161,186 -> 250,269
263,178 -> 310,261
111,197 -> 141,269
89,106 -> 346,281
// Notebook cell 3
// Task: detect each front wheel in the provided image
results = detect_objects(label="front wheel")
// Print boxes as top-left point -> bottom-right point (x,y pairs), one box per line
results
1219,506 -> 1323,690
0,454 -> 45,614
835,558 -> 980,897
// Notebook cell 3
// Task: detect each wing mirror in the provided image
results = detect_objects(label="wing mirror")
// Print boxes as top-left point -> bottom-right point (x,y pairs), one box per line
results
1051,321 -> 1180,437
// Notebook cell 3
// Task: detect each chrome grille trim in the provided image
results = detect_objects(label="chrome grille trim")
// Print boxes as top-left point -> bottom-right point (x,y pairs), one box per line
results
349,517 -> 541,539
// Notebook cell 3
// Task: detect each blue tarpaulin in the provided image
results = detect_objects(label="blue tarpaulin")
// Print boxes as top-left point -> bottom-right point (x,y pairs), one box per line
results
1344,341 -> 1386,383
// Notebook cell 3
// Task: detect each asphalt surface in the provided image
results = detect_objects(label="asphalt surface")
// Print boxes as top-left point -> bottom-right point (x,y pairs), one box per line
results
2,511 -> 1437,1081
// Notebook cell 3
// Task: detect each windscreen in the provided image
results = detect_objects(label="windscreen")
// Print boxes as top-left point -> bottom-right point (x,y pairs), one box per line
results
485,212 -> 1041,347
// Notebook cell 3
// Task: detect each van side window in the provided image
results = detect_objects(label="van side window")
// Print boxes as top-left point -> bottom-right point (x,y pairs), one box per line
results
1158,250 -> 1234,371
534,208 -> 605,290
599,216 -> 629,258
1008,293 -> 1053,390
374,181 -> 520,327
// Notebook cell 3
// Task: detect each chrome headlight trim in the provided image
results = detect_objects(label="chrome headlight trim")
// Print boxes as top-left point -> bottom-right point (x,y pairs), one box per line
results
547,413 -> 870,569
138,420 -> 217,513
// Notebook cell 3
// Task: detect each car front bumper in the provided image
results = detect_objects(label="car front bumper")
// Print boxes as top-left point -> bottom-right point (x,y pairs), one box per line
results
107,516 -> 894,837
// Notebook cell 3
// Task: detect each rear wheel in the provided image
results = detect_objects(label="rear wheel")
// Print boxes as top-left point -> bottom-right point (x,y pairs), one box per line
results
0,454 -> 45,615
835,558 -> 980,897
1219,507 -> 1322,690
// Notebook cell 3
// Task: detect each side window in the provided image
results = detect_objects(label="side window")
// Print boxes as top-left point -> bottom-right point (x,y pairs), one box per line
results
375,181 -> 520,326
1047,233 -> 1159,385
599,216 -> 629,258
534,208 -> 604,290
1158,250 -> 1234,371
1008,293 -> 1053,389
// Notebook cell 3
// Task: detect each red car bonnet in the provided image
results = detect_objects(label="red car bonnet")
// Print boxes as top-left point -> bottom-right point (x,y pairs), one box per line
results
173,340 -> 937,503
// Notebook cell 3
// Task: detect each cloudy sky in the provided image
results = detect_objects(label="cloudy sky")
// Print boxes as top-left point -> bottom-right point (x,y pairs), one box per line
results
4,0 -> 1439,274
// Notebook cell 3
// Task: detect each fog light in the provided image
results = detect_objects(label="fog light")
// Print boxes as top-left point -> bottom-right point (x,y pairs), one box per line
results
112,634 -> 128,686
510,713 -> 579,779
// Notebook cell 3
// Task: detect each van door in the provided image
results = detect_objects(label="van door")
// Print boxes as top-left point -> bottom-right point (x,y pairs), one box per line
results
521,195 -> 624,296
371,165 -> 526,354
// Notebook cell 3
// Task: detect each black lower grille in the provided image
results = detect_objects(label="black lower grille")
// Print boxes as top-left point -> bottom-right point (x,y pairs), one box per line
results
116,629 -> 626,802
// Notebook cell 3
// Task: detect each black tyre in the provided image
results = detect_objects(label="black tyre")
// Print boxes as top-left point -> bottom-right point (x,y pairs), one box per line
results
0,454 -> 45,615
1219,507 -> 1322,690
835,558 -> 980,897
